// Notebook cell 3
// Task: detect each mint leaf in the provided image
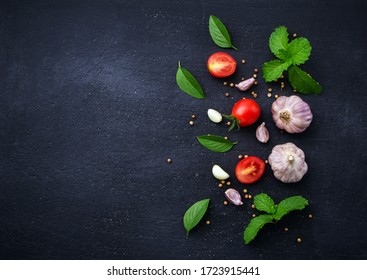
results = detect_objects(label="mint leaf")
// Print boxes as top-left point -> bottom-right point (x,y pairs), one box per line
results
209,15 -> 237,50
269,26 -> 289,59
254,193 -> 276,214
196,135 -> 237,153
286,38 -> 312,65
176,61 -> 205,99
262,60 -> 291,82
183,198 -> 210,236
273,196 -> 309,221
288,65 -> 322,94
243,215 -> 273,244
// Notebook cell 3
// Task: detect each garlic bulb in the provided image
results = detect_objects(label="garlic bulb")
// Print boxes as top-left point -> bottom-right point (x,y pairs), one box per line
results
225,189 -> 243,205
268,143 -> 308,183
256,122 -> 269,143
271,95 -> 313,133
212,165 -> 230,180
207,109 -> 222,123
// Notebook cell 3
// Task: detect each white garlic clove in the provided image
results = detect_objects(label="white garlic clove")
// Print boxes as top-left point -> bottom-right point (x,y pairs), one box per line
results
256,122 -> 269,143
212,165 -> 230,180
268,142 -> 308,183
225,188 -> 243,205
271,95 -> 313,133
207,109 -> 222,123
235,77 -> 255,91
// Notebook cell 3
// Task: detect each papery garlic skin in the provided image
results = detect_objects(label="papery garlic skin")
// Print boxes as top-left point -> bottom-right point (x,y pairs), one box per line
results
256,122 -> 269,143
271,95 -> 313,133
235,78 -> 255,91
207,109 -> 222,123
212,165 -> 230,180
268,143 -> 308,183
225,188 -> 243,205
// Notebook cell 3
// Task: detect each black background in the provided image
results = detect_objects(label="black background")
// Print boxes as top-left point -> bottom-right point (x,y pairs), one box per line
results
1,0 -> 366,260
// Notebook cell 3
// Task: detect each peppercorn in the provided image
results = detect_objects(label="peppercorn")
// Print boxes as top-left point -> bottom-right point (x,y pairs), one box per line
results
223,81 -> 228,86
230,83 -> 234,87
241,59 -> 246,64
275,94 -> 279,99
221,180 -> 225,184
244,194 -> 249,199
206,220 -> 211,225
224,201 -> 228,205
252,214 -> 256,218
284,227 -> 289,232
191,114 -> 196,119
265,160 -> 269,164
218,183 -> 223,188
244,155 -> 248,158
253,74 -> 257,78
251,204 -> 255,209
293,33 -> 297,38
253,93 -> 257,98
296,237 -> 302,243
243,189 -> 248,193
189,121 -> 194,126
267,93 -> 272,98
254,81 -> 258,85
167,158 -> 172,164
238,155 -> 243,159
226,181 -> 231,186
241,77 -> 245,81
308,214 -> 313,219
226,121 -> 231,126
248,194 -> 252,199
225,92 -> 230,97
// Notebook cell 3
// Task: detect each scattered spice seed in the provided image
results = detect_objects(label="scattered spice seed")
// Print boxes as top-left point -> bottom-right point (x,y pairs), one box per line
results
265,160 -> 269,164
267,93 -> 272,98
268,88 -> 273,92
223,81 -> 228,86
244,155 -> 249,158
225,92 -> 230,97
230,83 -> 234,87
191,114 -> 196,119
248,194 -> 252,199
293,89 -> 297,93
251,91 -> 255,95
218,183 -> 223,188
226,121 -> 231,126
281,75 -> 284,79
251,204 -> 255,209
284,227 -> 289,232
166,158 -> 172,164
274,79 -> 278,82
308,214 -> 313,219
275,94 -> 279,99
254,81 -> 258,85
221,180 -> 225,184
226,181 -> 231,186
253,74 -> 257,78
206,220 -> 211,225
293,33 -> 297,38
296,237 -> 302,243
243,189 -> 248,193
238,155 -> 243,159
224,136 -> 228,140
253,93 -> 257,98
244,194 -> 249,199
223,201 -> 228,205
254,68 -> 258,73
241,77 -> 245,81
189,121 -> 194,126
252,214 -> 256,218
241,59 -> 246,64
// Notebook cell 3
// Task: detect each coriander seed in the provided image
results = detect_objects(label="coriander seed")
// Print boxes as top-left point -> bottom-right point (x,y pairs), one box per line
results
189,121 -> 194,126
166,158 -> 172,164
241,59 -> 246,64
254,68 -> 258,73
206,220 -> 211,225
223,81 -> 228,86
296,237 -> 302,243
284,227 -> 289,232
230,83 -> 234,87
224,201 -> 228,205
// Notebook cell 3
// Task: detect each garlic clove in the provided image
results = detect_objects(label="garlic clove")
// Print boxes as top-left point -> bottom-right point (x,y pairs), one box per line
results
225,188 -> 243,205
256,122 -> 269,143
212,165 -> 230,180
207,109 -> 222,123
235,77 -> 255,91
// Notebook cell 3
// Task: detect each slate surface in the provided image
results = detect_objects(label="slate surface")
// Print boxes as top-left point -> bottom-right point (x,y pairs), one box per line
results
0,0 -> 366,260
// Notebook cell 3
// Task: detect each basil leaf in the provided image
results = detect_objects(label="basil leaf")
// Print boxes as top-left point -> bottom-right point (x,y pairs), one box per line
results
269,26 -> 289,59
254,193 -> 276,214
243,214 -> 273,245
288,65 -> 321,94
273,196 -> 309,221
196,135 -> 237,153
209,15 -> 237,50
285,38 -> 312,65
262,59 -> 291,82
183,198 -> 210,236
176,61 -> 205,99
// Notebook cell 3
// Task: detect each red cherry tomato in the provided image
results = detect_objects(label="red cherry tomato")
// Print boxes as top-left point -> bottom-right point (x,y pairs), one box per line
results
207,52 -> 236,78
232,99 -> 261,127
235,156 -> 265,184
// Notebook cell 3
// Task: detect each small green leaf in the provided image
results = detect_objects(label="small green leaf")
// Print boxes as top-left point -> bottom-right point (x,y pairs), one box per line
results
243,215 -> 273,245
262,59 -> 291,82
288,65 -> 321,94
196,135 -> 237,153
285,38 -> 312,65
269,26 -> 289,59
183,198 -> 210,236
254,193 -> 276,214
176,61 -> 205,99
273,196 -> 309,221
209,15 -> 237,50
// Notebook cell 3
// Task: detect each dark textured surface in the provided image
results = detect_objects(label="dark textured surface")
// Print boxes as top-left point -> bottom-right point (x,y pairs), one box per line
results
0,0 -> 366,260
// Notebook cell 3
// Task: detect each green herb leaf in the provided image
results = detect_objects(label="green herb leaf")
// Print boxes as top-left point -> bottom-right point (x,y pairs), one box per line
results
196,135 -> 237,153
183,198 -> 210,236
284,38 -> 312,65
176,61 -> 205,99
254,193 -> 276,214
243,215 -> 273,244
273,196 -> 309,221
288,65 -> 322,94
269,26 -> 289,59
262,59 -> 291,82
209,15 -> 237,50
